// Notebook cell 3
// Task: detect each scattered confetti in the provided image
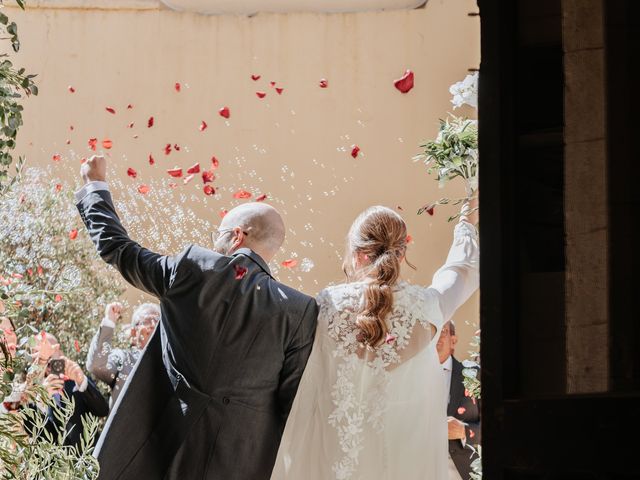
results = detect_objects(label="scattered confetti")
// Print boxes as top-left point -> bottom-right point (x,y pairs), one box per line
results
164,144 -> 172,155
174,82 -> 181,92
186,163 -> 201,175
88,138 -> 97,151
148,117 -> 154,128
52,154 -> 61,162
269,81 -> 276,87
167,167 -> 183,178
203,185 -> 215,196
255,194 -> 268,202
202,171 -> 215,183
233,189 -> 252,199
68,86 -> 75,93
276,87 -> 284,95
102,138 -> 113,149
199,120 -> 208,132
256,91 -> 266,99
174,144 -> 181,151
281,259 -> 298,269
234,265 -> 248,279
211,156 -> 220,169
148,154 -> 155,165
351,145 -> 360,158
394,69 -> 415,94
426,206 -> 435,216
319,78 -> 329,88
251,75 -> 261,81
105,107 -> 116,114
219,107 -> 230,119
127,104 -> 133,109
127,167 -> 137,179
55,184 -> 62,192
300,258 -> 315,272
68,229 -> 78,240
138,184 -> 150,194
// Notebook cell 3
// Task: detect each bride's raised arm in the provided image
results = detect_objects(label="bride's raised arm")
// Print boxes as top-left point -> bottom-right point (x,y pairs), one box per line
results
428,199 -> 479,324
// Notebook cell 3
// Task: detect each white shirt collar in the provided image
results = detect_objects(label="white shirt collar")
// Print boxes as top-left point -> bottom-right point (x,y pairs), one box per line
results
442,355 -> 453,371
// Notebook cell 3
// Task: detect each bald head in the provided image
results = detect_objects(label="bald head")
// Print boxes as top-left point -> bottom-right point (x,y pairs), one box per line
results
214,202 -> 285,262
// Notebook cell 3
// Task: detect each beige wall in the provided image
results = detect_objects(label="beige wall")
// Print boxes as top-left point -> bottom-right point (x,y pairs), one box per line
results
8,0 -> 480,355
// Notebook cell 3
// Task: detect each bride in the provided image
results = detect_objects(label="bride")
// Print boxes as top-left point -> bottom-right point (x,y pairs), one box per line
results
271,202 -> 479,480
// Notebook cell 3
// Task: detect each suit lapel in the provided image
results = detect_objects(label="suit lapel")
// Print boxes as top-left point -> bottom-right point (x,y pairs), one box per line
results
448,357 -> 466,417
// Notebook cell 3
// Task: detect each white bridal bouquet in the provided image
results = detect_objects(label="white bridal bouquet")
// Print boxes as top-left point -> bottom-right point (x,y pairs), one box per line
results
414,72 -> 479,221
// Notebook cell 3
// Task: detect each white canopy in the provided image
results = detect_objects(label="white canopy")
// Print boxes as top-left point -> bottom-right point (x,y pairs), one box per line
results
159,0 -> 427,14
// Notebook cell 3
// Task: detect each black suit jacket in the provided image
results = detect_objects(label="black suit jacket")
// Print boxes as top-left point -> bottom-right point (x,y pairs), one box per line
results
447,356 -> 481,479
35,377 -> 109,449
77,189 -> 319,480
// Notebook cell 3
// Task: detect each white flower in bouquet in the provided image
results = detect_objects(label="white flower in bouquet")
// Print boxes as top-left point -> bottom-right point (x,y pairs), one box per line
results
449,72 -> 478,110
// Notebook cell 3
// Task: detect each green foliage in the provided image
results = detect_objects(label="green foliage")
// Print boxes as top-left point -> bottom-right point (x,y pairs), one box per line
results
0,381 -> 100,479
0,0 -> 38,196
0,170 -> 125,367
461,328 -> 481,400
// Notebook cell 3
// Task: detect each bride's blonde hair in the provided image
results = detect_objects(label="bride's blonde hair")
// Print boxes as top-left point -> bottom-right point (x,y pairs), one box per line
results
343,206 -> 413,347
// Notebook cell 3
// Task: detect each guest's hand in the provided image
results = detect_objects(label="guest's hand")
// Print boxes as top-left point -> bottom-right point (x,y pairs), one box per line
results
63,357 -> 86,387
43,374 -> 64,396
447,417 -> 467,440
81,155 -> 107,184
31,336 -> 59,366
105,302 -> 124,323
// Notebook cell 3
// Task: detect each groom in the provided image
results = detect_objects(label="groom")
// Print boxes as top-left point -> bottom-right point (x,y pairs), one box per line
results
76,156 -> 319,480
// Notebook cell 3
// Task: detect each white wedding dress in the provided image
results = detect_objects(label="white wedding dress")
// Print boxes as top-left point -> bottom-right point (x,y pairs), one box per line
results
271,220 -> 479,480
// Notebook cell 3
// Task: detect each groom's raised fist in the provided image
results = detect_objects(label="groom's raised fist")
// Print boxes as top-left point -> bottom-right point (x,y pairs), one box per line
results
81,155 -> 107,184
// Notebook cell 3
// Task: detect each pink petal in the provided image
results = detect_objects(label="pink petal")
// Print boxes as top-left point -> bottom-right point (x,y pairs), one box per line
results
167,167 -> 183,178
233,189 -> 252,199
148,154 -> 155,165
319,78 -> 328,88
127,167 -> 137,179
52,154 -> 61,162
102,138 -> 113,149
255,194 -> 268,202
256,91 -> 266,99
174,82 -> 181,92
251,75 -> 261,81
68,229 -> 78,240
203,185 -> 216,196
105,107 -> 116,114
202,171 -> 215,184
275,87 -> 284,95
68,86 -> 76,93
234,265 -> 248,279
187,163 -> 200,175
199,120 -> 208,131
219,107 -> 230,119
281,259 -> 298,268
138,184 -> 150,194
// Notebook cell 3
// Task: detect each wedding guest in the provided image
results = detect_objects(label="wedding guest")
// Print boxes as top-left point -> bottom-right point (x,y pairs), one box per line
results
0,316 -> 18,357
29,332 -> 109,448
86,302 -> 160,407
437,320 -> 481,480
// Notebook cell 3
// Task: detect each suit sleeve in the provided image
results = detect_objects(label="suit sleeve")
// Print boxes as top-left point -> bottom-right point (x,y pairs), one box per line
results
276,298 -> 319,418
77,377 -> 110,418
76,188 -> 185,298
86,324 -> 127,387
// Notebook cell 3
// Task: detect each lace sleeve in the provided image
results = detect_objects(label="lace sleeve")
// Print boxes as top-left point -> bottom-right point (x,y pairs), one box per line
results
428,220 -> 479,322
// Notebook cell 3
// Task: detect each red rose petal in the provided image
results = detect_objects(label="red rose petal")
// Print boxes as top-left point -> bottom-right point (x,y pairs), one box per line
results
66,139 -> 71,145
426,205 -> 435,216
211,156 -> 220,169
183,174 -> 195,185
74,340 -> 81,353
127,104 -> 133,109
164,144 -> 172,155
255,194 -> 268,202
256,91 -> 266,99
68,229 -> 78,240
167,167 -> 183,178
55,184 -> 62,192
68,86 -> 76,93
203,185 -> 215,196
457,407 -> 466,415
133,135 -> 139,139
148,154 -> 155,165
270,81 -> 276,87
127,122 -> 135,128
52,154 -> 61,162
251,75 -> 261,81
394,69 -> 415,94
174,82 -> 181,92
219,107 -> 230,119
276,87 -> 284,95
11,273 -> 23,279
469,430 -> 476,439
199,120 -> 208,132
69,125 -> 74,131
80,158 -> 87,164
102,138 -> 113,149
219,209 -> 228,218
88,138 -> 97,151
26,268 -> 33,276
464,389 -> 471,397
319,78 -> 328,88
138,184 -> 150,194
351,145 -> 360,158
281,259 -> 298,269
148,116 -> 154,128
106,107 -> 116,114
187,163 -> 200,175
55,294 -> 63,303
233,189 -> 252,199
127,167 -> 137,179
174,144 -> 181,151
406,234 -> 413,244
37,265 -> 44,276
202,171 -> 215,184
234,265 -> 248,279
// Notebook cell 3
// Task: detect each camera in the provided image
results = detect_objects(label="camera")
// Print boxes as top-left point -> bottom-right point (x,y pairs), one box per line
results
48,358 -> 65,375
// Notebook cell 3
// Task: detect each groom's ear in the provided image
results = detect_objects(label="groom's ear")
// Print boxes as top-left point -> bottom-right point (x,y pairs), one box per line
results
231,227 -> 246,250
